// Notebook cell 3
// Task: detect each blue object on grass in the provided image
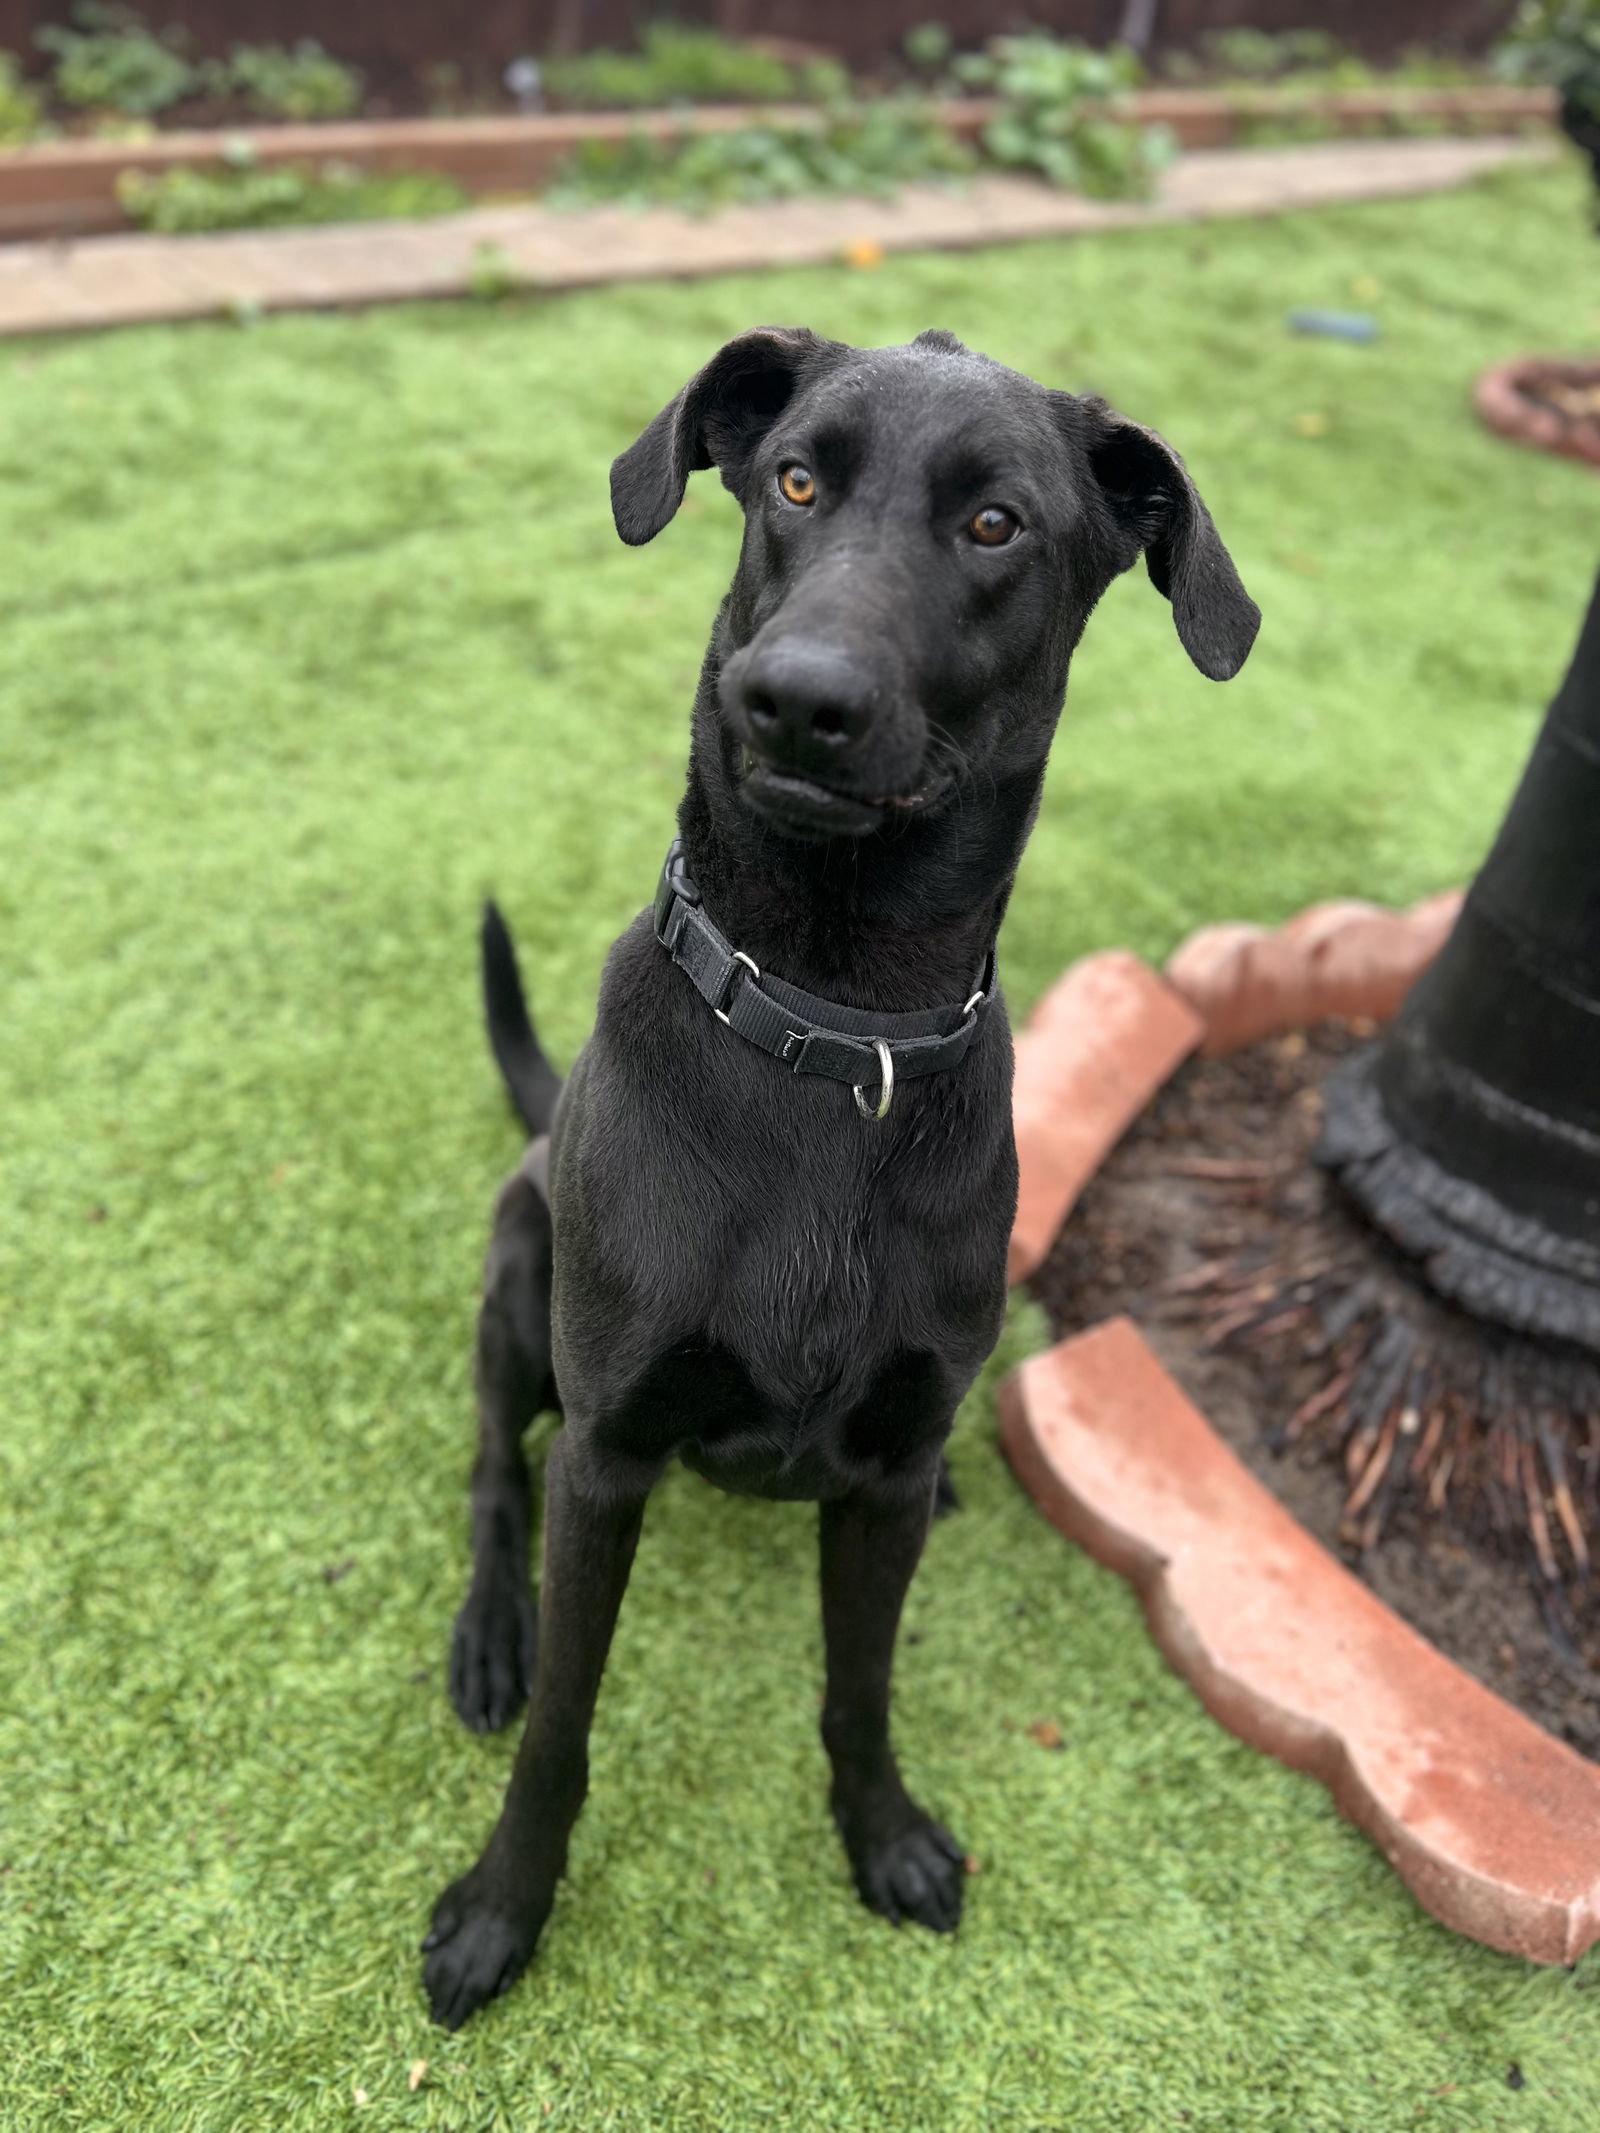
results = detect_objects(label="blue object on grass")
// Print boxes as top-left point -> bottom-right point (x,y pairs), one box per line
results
1288,309 -> 1380,343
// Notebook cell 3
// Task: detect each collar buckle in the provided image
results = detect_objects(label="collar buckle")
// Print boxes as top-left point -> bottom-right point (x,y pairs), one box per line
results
652,841 -> 701,944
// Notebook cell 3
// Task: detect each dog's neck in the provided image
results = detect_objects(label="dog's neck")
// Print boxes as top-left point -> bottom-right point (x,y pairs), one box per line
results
674,640 -> 1055,1018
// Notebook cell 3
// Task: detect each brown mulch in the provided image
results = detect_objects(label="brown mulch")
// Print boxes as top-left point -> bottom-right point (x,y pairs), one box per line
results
1480,358 -> 1600,469
1520,370 -> 1600,440
1029,1021 -> 1600,1762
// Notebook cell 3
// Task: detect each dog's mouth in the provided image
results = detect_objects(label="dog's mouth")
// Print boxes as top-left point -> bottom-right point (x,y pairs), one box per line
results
737,750 -> 936,841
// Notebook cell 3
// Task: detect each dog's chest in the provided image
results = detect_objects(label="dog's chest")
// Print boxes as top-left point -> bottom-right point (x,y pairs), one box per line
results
681,1154 -> 1003,1478
555,951 -> 1016,1492
566,1111 -> 1006,1495
673,1338 -> 951,1501
723,1188 -> 881,1385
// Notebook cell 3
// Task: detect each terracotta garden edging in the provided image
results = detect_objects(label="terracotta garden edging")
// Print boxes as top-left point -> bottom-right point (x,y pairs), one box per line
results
1001,893 -> 1600,1966
1008,892 -> 1462,1276
1162,888 -> 1464,1056
0,82 -> 1555,241
1475,357 -> 1600,472
1009,951 -> 1202,1284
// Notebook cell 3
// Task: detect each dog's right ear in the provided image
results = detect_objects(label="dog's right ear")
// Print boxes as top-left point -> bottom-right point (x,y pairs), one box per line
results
610,327 -> 838,546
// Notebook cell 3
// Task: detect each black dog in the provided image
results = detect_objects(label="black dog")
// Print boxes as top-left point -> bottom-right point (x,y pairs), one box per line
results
422,327 -> 1258,2028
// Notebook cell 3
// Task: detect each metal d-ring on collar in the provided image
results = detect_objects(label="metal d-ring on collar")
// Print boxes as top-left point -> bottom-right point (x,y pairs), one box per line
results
652,838 -> 995,1123
713,951 -> 761,1024
853,1038 -> 895,1122
848,978 -> 990,1119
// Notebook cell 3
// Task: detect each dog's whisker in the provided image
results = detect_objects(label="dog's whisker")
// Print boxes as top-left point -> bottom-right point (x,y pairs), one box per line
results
923,722 -> 993,817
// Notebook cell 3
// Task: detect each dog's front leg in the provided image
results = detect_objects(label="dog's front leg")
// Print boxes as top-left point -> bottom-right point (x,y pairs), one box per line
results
423,1428 -> 647,2028
819,1474 -> 967,1933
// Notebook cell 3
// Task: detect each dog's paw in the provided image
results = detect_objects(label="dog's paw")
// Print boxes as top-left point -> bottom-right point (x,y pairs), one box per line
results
421,1868 -> 547,2030
449,1574 -> 538,1734
851,1812 -> 967,1934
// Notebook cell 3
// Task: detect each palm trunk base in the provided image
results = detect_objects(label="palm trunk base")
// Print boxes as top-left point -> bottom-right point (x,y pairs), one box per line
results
1318,1047 -> 1600,1355
1315,556 -> 1600,1360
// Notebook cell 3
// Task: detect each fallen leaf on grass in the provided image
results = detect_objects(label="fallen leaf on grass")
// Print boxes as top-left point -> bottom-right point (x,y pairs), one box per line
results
409,2059 -> 428,2092
1026,1719 -> 1066,1750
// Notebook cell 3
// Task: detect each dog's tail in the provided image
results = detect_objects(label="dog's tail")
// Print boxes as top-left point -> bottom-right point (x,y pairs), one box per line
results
481,901 -> 562,1139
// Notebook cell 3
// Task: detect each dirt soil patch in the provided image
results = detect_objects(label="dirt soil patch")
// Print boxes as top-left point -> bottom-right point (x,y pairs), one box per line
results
1031,1021 -> 1600,1760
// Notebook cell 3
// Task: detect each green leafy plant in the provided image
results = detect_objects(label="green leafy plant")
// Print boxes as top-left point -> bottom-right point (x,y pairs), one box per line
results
116,153 -> 467,233
550,94 -> 969,213
422,61 -> 492,118
956,35 -> 1173,198
903,22 -> 953,74
542,23 -> 837,110
211,39 -> 363,123
1163,32 -> 1476,92
467,240 -> 527,300
0,50 -> 45,141
37,3 -> 195,116
1198,27 -> 1345,79
1181,31 -> 1493,150
1497,0 -> 1600,120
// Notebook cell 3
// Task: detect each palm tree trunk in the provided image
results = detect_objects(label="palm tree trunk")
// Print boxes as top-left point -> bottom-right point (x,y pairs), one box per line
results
1317,562 -> 1600,1353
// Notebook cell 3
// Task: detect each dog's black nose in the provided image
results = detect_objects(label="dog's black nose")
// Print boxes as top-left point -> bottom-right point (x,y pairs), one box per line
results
738,639 -> 875,776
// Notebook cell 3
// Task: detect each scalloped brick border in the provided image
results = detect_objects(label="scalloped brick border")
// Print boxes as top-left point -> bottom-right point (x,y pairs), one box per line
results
1474,357 -> 1600,472
1162,889 -> 1464,1057
1008,896 -> 1460,1277
999,1321 -> 1600,1965
1002,891 -> 1600,1965
1009,951 -> 1203,1283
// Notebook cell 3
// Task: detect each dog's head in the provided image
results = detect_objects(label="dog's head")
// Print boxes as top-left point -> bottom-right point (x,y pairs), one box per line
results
612,327 -> 1259,843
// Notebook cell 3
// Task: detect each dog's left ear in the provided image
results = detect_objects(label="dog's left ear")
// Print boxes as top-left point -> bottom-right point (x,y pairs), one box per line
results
611,326 -> 840,547
1060,394 -> 1260,681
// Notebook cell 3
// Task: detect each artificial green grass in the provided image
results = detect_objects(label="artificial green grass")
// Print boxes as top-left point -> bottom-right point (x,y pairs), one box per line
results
4,159 -> 1600,2132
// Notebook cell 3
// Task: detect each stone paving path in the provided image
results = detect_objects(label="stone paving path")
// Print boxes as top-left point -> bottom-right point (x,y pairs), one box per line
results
0,136 -> 1550,339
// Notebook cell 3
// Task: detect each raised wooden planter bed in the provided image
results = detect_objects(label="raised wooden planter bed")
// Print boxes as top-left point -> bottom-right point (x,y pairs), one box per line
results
0,82 -> 1556,242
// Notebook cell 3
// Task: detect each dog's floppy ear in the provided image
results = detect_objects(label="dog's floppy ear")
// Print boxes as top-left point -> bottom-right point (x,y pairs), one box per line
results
1061,394 -> 1260,681
610,327 -> 839,547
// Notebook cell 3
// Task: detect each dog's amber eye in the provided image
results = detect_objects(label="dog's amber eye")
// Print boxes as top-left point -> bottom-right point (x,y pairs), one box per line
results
970,507 -> 1019,547
778,464 -> 817,507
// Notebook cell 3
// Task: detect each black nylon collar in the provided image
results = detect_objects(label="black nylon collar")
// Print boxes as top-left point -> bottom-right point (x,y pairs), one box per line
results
652,838 -> 994,1117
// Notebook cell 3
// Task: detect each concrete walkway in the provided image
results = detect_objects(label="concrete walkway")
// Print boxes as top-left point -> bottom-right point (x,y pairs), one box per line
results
0,136 -> 1551,338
